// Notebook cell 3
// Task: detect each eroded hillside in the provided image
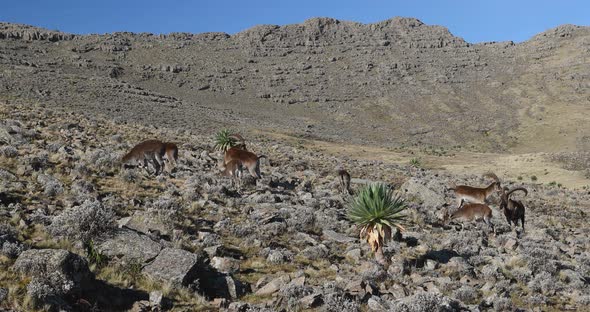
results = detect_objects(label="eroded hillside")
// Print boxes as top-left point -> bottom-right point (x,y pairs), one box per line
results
1,18 -> 589,152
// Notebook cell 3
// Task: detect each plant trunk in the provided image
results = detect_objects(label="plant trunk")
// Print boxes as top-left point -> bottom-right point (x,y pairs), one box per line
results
374,246 -> 388,266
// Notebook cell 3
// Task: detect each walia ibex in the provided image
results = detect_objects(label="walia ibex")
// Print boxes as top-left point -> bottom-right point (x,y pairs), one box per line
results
337,168 -> 353,195
223,134 -> 266,179
444,202 -> 495,234
219,158 -> 244,188
499,186 -> 527,233
449,172 -> 502,208
121,140 -> 178,175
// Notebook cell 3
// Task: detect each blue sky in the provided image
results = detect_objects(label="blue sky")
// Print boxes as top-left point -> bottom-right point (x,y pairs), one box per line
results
1,0 -> 589,43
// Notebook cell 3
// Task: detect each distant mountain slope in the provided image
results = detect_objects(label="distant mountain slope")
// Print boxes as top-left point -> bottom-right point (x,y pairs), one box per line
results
1,18 -> 589,152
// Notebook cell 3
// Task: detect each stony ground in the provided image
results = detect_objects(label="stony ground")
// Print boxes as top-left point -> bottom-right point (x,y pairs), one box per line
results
1,101 -> 589,311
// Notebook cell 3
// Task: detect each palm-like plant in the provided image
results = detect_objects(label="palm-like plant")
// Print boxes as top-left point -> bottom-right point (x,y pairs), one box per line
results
347,183 -> 407,265
214,129 -> 238,152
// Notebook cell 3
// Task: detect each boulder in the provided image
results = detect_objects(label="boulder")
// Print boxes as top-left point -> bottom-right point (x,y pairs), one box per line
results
13,249 -> 93,306
299,293 -> 323,309
255,275 -> 290,295
123,210 -> 174,238
211,256 -> 241,274
142,248 -> 201,287
97,228 -> 162,263
300,244 -> 329,260
322,229 -> 356,243
400,178 -> 445,208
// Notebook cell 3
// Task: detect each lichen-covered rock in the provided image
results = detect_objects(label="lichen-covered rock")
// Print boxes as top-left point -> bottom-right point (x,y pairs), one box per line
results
13,249 -> 93,308
142,248 -> 201,287
300,244 -> 329,260
400,177 -> 445,208
97,228 -> 162,263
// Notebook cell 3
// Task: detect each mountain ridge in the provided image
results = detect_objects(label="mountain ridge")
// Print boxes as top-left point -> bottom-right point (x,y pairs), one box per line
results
1,17 -> 589,153
1,18 -> 588,43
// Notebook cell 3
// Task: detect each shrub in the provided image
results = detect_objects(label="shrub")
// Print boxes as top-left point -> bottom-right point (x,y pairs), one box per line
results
87,149 -> 119,173
0,224 -> 26,258
347,183 -> 407,264
84,239 -> 106,268
0,145 -> 18,158
214,129 -> 238,152
409,158 -> 421,168
37,174 -> 64,197
48,199 -> 115,243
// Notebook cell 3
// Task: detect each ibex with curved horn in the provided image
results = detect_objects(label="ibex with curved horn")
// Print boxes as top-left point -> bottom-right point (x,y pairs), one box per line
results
499,186 -> 527,233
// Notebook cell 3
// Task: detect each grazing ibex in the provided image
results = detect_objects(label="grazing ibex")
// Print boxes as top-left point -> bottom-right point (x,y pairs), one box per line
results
445,202 -> 495,234
450,172 -> 502,208
122,140 -> 178,175
224,148 -> 266,179
499,186 -> 527,233
337,169 -> 352,195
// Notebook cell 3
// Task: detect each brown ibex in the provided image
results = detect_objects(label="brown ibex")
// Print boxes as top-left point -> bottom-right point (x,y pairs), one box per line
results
223,133 -> 266,179
219,159 -> 244,188
445,202 -> 495,234
449,172 -> 502,208
122,140 -> 178,175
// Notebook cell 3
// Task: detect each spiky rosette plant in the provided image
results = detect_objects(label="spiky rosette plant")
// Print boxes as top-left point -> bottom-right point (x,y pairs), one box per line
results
214,129 -> 238,152
347,183 -> 407,265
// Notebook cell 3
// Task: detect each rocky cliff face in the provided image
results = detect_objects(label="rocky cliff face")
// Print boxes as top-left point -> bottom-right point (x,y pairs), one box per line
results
1,18 -> 589,151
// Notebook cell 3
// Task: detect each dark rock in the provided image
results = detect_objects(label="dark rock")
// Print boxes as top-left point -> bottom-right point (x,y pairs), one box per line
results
0,287 -> 7,302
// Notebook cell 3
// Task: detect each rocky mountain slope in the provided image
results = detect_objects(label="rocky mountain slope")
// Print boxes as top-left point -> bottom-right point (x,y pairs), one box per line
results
1,18 -> 589,152
1,101 -> 589,311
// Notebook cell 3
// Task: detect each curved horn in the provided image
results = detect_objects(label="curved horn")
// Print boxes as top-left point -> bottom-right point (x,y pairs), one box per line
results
228,133 -> 247,150
483,172 -> 500,183
507,187 -> 528,197
228,133 -> 246,144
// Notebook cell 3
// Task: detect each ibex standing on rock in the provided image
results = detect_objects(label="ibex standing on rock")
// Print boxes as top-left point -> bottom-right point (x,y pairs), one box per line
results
499,186 -> 527,233
121,140 -> 178,175
449,172 -> 502,208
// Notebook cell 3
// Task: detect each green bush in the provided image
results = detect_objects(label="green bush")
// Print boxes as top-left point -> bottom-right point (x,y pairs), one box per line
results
214,129 -> 238,152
